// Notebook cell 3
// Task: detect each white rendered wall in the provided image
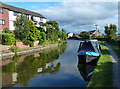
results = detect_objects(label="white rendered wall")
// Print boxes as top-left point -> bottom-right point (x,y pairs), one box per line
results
9,11 -> 16,30
9,21 -> 15,30
9,11 -> 16,21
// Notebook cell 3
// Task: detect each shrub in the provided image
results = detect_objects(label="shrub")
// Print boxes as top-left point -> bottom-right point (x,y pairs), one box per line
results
1,33 -> 15,45
22,39 -> 34,47
10,46 -> 20,52
4,28 -> 11,33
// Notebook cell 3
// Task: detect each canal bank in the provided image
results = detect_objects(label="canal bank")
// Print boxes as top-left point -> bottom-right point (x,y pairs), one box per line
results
0,43 -> 65,60
87,42 -> 113,88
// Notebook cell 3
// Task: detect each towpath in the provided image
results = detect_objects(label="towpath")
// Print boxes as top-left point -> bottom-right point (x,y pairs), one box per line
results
104,43 -> 120,89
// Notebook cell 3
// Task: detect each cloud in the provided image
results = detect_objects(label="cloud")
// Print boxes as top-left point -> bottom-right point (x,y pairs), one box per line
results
36,2 -> 118,33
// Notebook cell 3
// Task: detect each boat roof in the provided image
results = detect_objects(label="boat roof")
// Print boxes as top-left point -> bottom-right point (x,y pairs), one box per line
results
80,39 -> 98,43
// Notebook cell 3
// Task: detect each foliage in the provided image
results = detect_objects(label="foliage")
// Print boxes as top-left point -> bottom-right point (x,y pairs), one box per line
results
10,46 -> 20,52
22,39 -> 34,47
27,20 -> 41,41
4,28 -> 11,33
39,32 -> 46,44
45,21 -> 60,41
79,31 -> 90,39
14,14 -> 40,45
61,29 -> 67,40
104,24 -> 117,41
87,42 -> 113,88
1,33 -> 15,45
14,14 -> 30,40
14,14 -> 67,46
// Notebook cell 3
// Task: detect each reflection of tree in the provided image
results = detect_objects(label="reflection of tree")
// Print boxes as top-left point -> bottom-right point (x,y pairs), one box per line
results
2,44 -> 66,87
16,50 -> 60,87
58,45 -> 67,54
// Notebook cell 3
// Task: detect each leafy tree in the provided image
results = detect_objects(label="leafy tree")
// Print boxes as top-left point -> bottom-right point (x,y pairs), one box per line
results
4,28 -> 11,33
14,14 -> 40,43
104,24 -> 117,40
14,14 -> 29,40
27,20 -> 41,41
46,21 -> 60,41
38,22 -> 47,32
61,29 -> 67,40
39,32 -> 47,44
79,31 -> 90,39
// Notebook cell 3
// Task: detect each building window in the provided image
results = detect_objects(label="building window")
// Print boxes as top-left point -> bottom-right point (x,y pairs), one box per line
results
13,21 -> 16,26
0,20 -> 5,25
0,8 -> 3,13
40,18 -> 44,22
14,12 -> 19,16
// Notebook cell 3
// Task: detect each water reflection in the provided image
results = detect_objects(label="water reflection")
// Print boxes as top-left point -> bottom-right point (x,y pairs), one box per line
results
2,40 -> 89,88
77,55 -> 98,81
2,45 -> 66,88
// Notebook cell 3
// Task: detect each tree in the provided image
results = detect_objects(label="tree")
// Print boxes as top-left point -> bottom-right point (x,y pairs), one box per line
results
14,14 -> 29,40
14,14 -> 40,42
61,29 -> 67,40
39,32 -> 46,44
4,28 -> 11,33
46,21 -> 60,41
104,24 -> 117,40
38,22 -> 47,32
27,20 -> 40,41
79,31 -> 90,39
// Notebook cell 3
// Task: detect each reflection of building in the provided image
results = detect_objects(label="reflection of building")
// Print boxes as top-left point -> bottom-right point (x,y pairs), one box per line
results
2,73 -> 17,87
38,68 -> 43,73
0,2 -> 46,32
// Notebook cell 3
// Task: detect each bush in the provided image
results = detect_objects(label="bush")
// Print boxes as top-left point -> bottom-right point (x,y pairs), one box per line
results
22,39 -> 34,47
4,28 -> 11,33
1,33 -> 15,45
10,46 -> 20,52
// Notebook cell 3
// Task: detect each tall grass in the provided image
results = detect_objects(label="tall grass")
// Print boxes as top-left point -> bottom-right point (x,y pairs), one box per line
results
87,42 -> 113,88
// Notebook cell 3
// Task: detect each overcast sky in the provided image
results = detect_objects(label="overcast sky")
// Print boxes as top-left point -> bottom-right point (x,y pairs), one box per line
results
3,1 -> 118,34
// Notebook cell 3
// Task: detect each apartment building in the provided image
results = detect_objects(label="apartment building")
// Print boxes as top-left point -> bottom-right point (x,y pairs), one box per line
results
0,2 -> 46,32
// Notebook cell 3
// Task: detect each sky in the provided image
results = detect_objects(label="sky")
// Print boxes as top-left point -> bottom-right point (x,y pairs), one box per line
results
1,1 -> 118,34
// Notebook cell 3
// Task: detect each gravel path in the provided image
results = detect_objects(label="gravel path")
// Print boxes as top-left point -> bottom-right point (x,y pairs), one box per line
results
104,43 -> 120,89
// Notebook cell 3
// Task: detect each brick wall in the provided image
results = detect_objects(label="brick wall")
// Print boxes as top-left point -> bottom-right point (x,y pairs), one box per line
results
0,41 -> 39,51
15,41 -> 29,49
34,40 -> 39,47
0,8 -> 9,30
0,45 -> 12,51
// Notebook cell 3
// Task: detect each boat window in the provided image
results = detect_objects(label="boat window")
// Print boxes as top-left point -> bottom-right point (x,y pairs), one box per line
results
81,42 -> 94,51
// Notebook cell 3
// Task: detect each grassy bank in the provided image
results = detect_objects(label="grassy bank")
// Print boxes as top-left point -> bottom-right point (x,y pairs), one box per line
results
107,42 -> 120,58
87,42 -> 113,88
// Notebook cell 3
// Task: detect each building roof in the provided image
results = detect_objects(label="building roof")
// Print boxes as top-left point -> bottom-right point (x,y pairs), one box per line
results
0,2 -> 46,18
89,30 -> 96,34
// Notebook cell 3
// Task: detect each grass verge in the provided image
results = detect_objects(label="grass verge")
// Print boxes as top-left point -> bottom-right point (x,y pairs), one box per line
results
87,42 -> 113,88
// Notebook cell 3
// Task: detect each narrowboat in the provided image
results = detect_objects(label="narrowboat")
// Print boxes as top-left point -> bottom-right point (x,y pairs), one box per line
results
77,60 -> 97,81
77,39 -> 101,63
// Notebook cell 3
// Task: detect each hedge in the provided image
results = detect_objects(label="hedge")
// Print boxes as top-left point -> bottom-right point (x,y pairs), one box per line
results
1,33 -> 15,45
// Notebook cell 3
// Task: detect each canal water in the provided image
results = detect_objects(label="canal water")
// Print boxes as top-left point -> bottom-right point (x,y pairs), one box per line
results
2,40 -> 97,88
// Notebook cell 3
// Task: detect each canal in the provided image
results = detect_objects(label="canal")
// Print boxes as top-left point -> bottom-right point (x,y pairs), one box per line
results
2,40 -> 97,88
